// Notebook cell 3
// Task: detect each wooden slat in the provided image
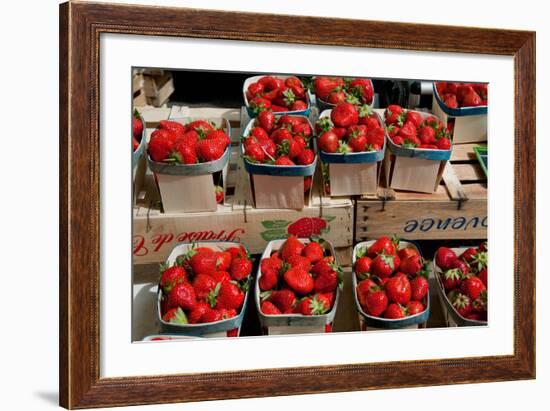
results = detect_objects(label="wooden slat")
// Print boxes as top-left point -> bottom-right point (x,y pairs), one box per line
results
453,163 -> 485,182
450,143 -> 478,162
442,162 -> 468,201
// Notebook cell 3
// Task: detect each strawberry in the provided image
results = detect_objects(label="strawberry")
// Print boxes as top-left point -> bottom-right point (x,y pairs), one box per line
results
159,266 -> 187,294
371,253 -> 400,278
311,256 -> 337,277
226,245 -> 247,260
349,133 -> 368,152
398,121 -> 417,140
202,308 -> 235,323
349,78 -> 374,104
291,100 -> 308,111
472,290 -> 487,314
450,292 -> 472,317
280,236 -> 305,261
399,255 -> 423,276
384,303 -> 405,319
461,276 -> 486,300
327,90 -> 347,105
277,138 -> 302,159
450,258 -> 470,276
165,282 -> 197,311
385,274 -> 411,305
443,94 -> 458,109
296,149 -> 315,165
418,125 -> 436,145
441,268 -> 463,291
250,126 -> 270,141
435,137 -> 451,150
196,139 -> 225,162
287,255 -> 312,272
367,236 -> 397,258
259,267 -> 279,291
314,270 -> 338,293
366,127 -> 385,148
148,129 -> 176,162
211,270 -> 231,285
261,300 -> 282,315
398,247 -> 419,261
462,90 -> 482,106
406,300 -> 425,316
189,251 -> 217,276
260,255 -> 283,274
215,186 -> 224,204
436,247 -> 458,270
132,138 -> 140,151
172,140 -> 198,164
187,301 -> 210,324
214,251 -> 231,271
159,120 -> 186,137
364,288 -> 388,317
214,281 -> 245,310
258,110 -> 276,133
355,256 -> 373,279
298,295 -> 329,315
356,278 -> 377,307
244,142 -> 266,163
287,217 -> 328,238
318,130 -> 339,153
293,122 -> 312,138
410,275 -> 429,301
314,76 -> 343,100
304,176 -> 312,193
267,289 -> 297,313
284,267 -> 314,295
247,81 -> 264,98
274,156 -> 295,166
230,257 -> 252,281
331,102 -> 359,127
186,120 -> 214,136
249,96 -> 272,113
162,307 -> 188,324
192,273 -> 217,300
478,268 -> 488,287
132,116 -> 144,139
405,111 -> 422,127
302,241 -> 324,263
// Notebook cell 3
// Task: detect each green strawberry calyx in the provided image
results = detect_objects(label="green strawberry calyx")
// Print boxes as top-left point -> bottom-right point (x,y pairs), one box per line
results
167,307 -> 188,325
359,104 -> 373,118
380,253 -> 395,271
309,296 -> 328,315
206,282 -> 222,308
316,117 -> 334,132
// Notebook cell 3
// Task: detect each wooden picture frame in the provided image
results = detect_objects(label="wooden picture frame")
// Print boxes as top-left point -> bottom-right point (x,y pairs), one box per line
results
59,2 -> 535,408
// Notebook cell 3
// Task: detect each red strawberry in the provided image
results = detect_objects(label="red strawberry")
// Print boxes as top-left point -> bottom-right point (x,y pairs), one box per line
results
460,248 -> 478,264
410,275 -> 429,301
398,247 -> 419,261
214,281 -> 245,310
384,303 -> 405,319
444,94 -> 458,109
435,137 -> 451,150
258,110 -> 276,133
367,236 -> 397,258
230,257 -> 252,281
277,138 -> 302,159
331,102 -> 359,127
211,271 -> 231,285
260,255 -> 283,274
244,142 -> 266,163
165,282 -> 197,311
250,126 -> 270,141
398,121 -> 417,140
196,139 -> 225,162
441,268 -> 463,291
296,149 -> 315,165
304,176 -> 312,193
311,256 -> 337,277
293,122 -> 312,138
291,100 -> 308,111
314,270 -> 338,293
287,217 -> 328,238
314,76 -> 343,100
371,253 -> 400,278
162,307 -> 188,324
327,90 -> 347,105
159,120 -> 186,137
132,116 -> 144,139
159,266 -> 187,294
226,245 -> 247,260
436,247 -> 458,270
349,134 -> 368,152
405,111 -> 422,127
274,156 -> 295,166
189,251 -> 217,276
302,241 -> 324,263
287,255 -> 312,272
450,292 -> 473,317
450,258 -> 470,276
418,125 -> 436,145
385,273 -> 412,305
259,267 -> 279,291
148,129 -> 177,162
202,308 -> 235,323
349,78 -> 374,104
261,300 -> 282,315
462,90 -> 482,106
268,289 -> 297,313
366,127 -> 385,148
461,276 -> 486,300
207,129 -> 230,148
133,138 -> 140,151
249,96 -> 272,113
280,235 -> 305,260
298,295 -> 329,315
472,291 -> 487,314
356,278 -> 377,308
192,273 -> 217,300
355,256 -> 373,278
214,186 -> 224,204
284,267 -> 314,295
399,255 -> 423,276
364,288 -> 388,317
172,140 -> 198,164
187,301 -> 210,324
406,300 -> 425,316
186,120 -> 214,136
318,130 -> 339,153
247,81 -> 264,98
478,268 -> 488,287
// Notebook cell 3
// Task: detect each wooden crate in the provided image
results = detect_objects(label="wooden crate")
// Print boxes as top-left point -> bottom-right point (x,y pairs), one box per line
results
132,105 -> 354,265
132,71 -> 175,107
355,143 -> 487,241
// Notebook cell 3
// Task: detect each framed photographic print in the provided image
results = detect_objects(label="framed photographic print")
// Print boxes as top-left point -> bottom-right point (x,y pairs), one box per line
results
59,1 -> 535,409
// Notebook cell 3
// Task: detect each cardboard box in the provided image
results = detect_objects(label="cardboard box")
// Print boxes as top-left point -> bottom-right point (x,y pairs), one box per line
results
431,83 -> 488,144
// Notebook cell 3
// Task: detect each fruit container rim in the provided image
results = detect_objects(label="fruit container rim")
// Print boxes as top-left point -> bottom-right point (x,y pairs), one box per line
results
432,246 -> 488,326
241,115 -> 318,177
255,238 -> 340,328
147,117 -> 231,176
385,109 -> 452,161
312,77 -> 375,112
132,111 -> 147,170
156,240 -> 251,336
352,239 -> 431,329
243,74 -> 311,118
317,109 -> 386,163
432,82 -> 488,117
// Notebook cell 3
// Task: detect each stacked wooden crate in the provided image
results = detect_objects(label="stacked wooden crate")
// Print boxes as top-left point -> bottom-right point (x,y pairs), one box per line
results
132,69 -> 175,107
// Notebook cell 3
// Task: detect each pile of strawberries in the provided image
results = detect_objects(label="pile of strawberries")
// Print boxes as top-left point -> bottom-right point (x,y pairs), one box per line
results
354,236 -> 429,319
436,243 -> 488,322
313,76 -> 374,106
148,119 -> 230,164
246,75 -> 308,113
258,236 -> 342,316
132,110 -> 143,151
316,102 -> 385,153
435,82 -> 488,108
384,105 -> 452,150
159,244 -> 252,326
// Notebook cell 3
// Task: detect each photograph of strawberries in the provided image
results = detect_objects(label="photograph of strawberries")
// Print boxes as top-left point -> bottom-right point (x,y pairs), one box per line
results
132,69 -> 488,341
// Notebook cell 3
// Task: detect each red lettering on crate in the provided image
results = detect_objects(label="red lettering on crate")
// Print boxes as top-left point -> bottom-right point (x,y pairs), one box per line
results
132,235 -> 148,256
151,233 -> 174,252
